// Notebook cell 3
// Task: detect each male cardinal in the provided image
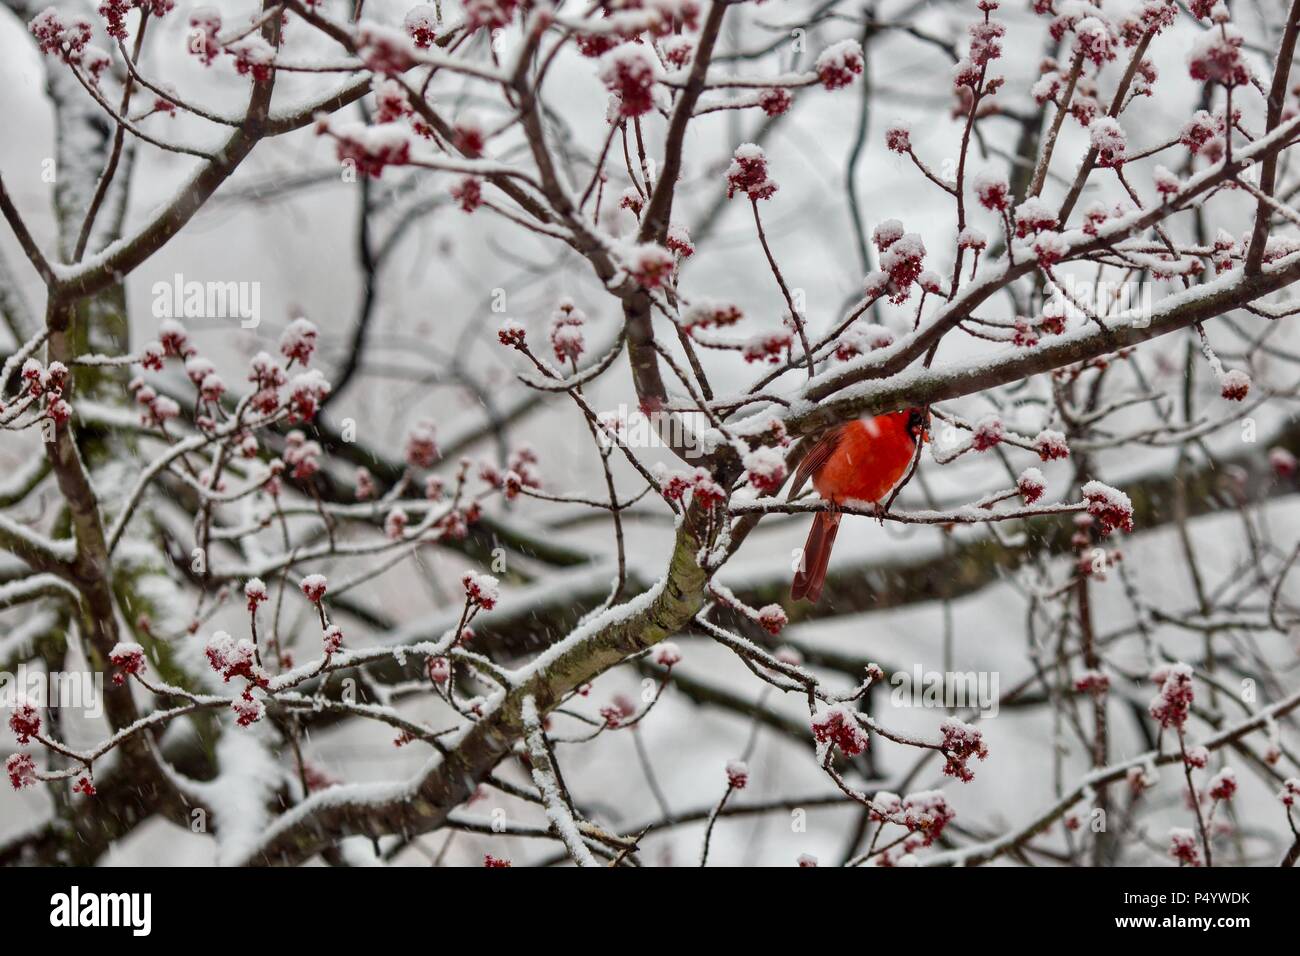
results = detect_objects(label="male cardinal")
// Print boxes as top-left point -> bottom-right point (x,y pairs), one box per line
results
790,409 -> 929,603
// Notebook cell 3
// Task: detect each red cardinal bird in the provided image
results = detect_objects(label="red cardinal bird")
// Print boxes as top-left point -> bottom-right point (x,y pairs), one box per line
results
790,409 -> 928,603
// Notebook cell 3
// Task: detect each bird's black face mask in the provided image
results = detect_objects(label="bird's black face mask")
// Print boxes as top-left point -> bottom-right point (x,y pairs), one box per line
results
906,408 -> 931,444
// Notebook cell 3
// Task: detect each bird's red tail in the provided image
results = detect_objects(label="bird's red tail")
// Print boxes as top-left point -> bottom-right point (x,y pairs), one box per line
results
792,511 -> 841,603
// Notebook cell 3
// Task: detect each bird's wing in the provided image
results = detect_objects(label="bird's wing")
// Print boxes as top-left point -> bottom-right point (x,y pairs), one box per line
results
789,424 -> 847,500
